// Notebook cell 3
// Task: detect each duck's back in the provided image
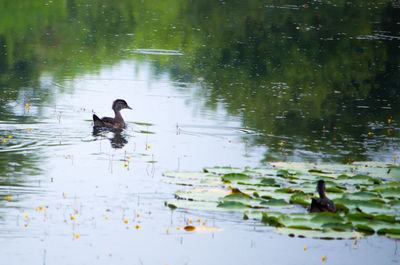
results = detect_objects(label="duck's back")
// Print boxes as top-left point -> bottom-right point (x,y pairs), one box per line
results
93,114 -> 125,129
310,198 -> 336,213
93,114 -> 105,127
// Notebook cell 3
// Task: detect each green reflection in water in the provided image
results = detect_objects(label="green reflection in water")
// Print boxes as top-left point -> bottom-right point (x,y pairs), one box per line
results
0,0 -> 399,179
165,0 -> 400,162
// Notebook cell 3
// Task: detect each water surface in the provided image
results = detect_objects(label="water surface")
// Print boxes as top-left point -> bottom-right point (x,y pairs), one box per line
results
1,1 -> 400,264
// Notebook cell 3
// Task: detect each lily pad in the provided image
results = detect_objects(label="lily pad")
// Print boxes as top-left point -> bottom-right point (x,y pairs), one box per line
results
261,198 -> 290,207
289,193 -> 310,207
261,213 -> 285,227
322,222 -> 354,232
221,173 -> 251,182
311,212 -> 344,223
260,178 -> 280,186
204,167 -> 243,175
175,188 -> 229,202
274,227 -> 361,239
165,200 -> 219,211
163,171 -> 219,179
164,178 -> 220,187
221,193 -> 266,208
217,200 -> 252,210
355,224 -> 375,235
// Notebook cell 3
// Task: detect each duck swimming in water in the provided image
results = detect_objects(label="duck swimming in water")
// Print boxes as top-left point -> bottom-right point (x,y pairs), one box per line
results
93,99 -> 132,129
310,180 -> 336,213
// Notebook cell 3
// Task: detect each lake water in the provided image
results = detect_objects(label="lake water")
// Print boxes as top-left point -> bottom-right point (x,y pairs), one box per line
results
1,1 -> 400,264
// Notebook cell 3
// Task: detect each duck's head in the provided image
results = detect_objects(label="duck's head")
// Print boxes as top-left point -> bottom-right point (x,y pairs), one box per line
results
316,180 -> 326,195
112,99 -> 132,111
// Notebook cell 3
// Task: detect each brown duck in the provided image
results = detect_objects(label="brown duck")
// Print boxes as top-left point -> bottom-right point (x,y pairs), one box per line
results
93,99 -> 132,129
310,180 -> 336,213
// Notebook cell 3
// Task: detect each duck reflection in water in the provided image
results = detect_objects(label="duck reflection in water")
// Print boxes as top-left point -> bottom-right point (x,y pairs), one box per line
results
92,127 -> 128,149
92,99 -> 132,149
309,180 -> 337,213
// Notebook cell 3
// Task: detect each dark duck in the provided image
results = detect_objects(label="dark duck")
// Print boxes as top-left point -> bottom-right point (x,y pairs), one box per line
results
310,180 -> 336,213
93,99 -> 132,129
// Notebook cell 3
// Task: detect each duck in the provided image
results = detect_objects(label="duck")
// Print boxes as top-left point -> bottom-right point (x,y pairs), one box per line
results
93,99 -> 132,129
310,180 -> 336,213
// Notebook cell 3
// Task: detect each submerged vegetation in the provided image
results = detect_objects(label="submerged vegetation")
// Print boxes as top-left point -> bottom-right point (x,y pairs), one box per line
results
164,161 -> 400,239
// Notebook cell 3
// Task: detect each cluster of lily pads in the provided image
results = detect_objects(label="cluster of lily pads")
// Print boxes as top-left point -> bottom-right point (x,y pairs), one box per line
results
163,161 -> 400,239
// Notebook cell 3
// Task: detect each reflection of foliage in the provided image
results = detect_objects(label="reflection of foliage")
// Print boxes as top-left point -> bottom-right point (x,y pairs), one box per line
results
0,0 -> 399,162
0,0 -> 137,121
0,146 -> 43,193
165,0 -> 400,161
0,0 -> 136,81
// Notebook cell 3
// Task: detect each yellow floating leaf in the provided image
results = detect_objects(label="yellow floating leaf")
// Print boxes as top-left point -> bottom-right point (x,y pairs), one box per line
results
184,225 -> 196,231
184,225 -> 221,232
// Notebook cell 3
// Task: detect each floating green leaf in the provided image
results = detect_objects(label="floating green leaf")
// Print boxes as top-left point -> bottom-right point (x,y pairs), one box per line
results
261,198 -> 290,207
274,227 -> 361,239
204,167 -> 243,175
261,213 -> 285,227
322,222 -> 354,232
289,193 -> 310,207
355,224 -> 375,235
217,200 -> 251,210
221,173 -> 251,182
175,188 -> 229,202
163,171 -> 219,179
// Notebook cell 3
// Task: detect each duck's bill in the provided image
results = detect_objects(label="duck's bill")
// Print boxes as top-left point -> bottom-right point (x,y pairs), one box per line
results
126,105 -> 132,109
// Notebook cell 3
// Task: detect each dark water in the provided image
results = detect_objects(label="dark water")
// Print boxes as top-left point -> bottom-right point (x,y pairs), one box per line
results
0,1 -> 400,264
